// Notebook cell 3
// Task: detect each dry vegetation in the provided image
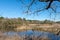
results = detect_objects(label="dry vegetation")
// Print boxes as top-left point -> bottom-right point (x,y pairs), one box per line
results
0,16 -> 60,34
0,17 -> 60,40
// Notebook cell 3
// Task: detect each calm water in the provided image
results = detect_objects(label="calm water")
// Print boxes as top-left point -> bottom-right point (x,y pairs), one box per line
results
4,30 -> 60,40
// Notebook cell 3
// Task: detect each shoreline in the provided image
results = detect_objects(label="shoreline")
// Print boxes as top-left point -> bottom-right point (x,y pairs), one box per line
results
15,24 -> 60,35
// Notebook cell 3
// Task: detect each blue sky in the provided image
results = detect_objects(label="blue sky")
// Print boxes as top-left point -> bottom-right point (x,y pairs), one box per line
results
0,0 -> 60,21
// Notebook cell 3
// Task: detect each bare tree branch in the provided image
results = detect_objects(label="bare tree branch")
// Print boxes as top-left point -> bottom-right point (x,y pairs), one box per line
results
46,0 -> 53,9
19,0 -> 60,15
28,0 -> 35,10
39,0 -> 49,2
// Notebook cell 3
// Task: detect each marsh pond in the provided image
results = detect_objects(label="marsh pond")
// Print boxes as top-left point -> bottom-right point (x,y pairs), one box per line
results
2,30 -> 60,40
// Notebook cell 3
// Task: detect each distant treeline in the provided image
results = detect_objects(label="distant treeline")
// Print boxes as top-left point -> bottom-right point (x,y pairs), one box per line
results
0,16 -> 59,32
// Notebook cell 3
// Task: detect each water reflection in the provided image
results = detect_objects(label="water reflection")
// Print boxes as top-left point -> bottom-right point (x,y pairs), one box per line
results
4,30 -> 60,40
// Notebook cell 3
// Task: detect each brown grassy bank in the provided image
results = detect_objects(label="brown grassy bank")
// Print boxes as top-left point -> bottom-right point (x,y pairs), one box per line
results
16,23 -> 60,35
0,17 -> 60,34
